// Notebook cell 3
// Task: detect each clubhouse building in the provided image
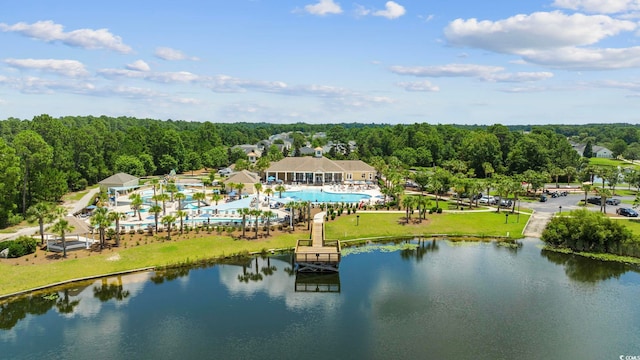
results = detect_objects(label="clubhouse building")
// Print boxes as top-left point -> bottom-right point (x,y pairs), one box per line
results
265,147 -> 376,185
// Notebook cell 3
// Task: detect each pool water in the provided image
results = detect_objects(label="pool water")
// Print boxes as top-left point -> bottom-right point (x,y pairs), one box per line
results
280,189 -> 370,203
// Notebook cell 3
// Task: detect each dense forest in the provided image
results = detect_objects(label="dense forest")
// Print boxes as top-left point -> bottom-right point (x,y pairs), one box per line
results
1,114 -> 639,228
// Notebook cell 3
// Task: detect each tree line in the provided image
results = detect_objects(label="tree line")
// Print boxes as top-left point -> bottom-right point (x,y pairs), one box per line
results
2,114 -> 638,228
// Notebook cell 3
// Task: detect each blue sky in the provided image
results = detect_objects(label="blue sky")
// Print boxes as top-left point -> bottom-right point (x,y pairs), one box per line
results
1,0 -> 640,125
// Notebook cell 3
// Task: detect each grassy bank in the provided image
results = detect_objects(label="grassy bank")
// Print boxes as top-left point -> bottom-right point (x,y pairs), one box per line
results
325,211 -> 530,240
0,211 -> 530,298
0,233 -> 300,298
542,246 -> 640,266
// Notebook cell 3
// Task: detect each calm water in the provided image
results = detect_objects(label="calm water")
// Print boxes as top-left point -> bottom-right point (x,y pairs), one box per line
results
2,239 -> 640,360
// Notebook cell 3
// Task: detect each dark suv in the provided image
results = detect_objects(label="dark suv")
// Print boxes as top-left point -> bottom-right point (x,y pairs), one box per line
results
616,208 -> 638,217
587,197 -> 601,205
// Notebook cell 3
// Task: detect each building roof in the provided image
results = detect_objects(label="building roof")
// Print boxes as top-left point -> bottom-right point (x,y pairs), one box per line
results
223,170 -> 260,185
334,160 -> 375,172
266,156 -> 373,173
98,172 -> 138,185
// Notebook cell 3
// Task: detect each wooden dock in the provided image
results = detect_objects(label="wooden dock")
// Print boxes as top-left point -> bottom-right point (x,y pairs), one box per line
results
294,212 -> 341,272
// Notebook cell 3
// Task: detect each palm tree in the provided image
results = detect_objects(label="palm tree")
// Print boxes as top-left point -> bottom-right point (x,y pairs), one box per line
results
155,193 -> 170,215
150,178 -> 160,201
149,204 -> 163,233
175,210 -> 187,234
129,193 -> 143,221
240,207 -> 251,238
210,193 -> 222,206
402,196 -> 415,223
107,211 -> 127,247
262,210 -> 275,236
192,192 -> 206,214
174,192 -> 186,211
595,187 -> 612,213
165,182 -> 178,202
236,183 -> 245,197
51,218 -> 74,258
275,184 -> 286,198
581,182 -> 592,206
162,214 -> 176,240
90,207 -> 110,249
26,202 -> 56,245
251,208 -> 262,238
254,182 -> 263,202
416,195 -> 431,220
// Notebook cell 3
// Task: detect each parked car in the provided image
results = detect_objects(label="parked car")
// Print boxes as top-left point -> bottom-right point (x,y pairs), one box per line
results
587,197 -> 601,205
499,199 -> 513,208
479,196 -> 496,205
606,198 -> 621,206
616,207 -> 638,217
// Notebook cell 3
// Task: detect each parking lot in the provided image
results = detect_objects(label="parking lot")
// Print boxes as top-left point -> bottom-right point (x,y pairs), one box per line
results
525,191 -> 634,215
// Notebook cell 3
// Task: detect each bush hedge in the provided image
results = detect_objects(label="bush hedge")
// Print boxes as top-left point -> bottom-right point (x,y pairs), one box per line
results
0,236 -> 38,258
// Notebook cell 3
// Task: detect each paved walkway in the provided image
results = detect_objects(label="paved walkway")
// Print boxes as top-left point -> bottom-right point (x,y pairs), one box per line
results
0,187 -> 99,242
523,211 -> 553,238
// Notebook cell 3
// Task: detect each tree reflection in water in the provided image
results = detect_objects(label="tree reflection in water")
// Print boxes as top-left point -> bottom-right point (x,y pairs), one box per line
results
238,258 -> 264,283
541,249 -> 634,283
150,267 -> 191,284
400,238 -> 439,262
0,293 -> 58,330
93,277 -> 130,302
56,289 -> 80,314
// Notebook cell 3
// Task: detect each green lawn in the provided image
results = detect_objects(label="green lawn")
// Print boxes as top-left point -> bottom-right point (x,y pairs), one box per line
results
325,211 -> 529,241
0,233 -> 300,297
589,157 -> 640,169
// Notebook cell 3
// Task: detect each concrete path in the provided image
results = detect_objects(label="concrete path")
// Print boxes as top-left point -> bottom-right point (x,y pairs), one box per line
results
0,187 -> 99,242
523,211 -> 553,238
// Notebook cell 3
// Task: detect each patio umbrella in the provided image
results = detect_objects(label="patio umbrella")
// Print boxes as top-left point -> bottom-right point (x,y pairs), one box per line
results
267,176 -> 275,181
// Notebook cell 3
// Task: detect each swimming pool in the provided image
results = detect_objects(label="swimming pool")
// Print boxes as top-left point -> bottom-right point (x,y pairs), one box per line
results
279,189 -> 370,203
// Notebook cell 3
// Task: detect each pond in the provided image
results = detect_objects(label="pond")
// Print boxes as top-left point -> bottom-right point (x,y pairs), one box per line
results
1,238 -> 639,359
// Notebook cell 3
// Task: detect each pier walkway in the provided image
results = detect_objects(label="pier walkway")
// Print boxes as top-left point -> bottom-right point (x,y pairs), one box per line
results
294,212 -> 341,272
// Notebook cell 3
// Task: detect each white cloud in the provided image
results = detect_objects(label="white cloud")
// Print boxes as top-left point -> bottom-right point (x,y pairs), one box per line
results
98,68 -> 199,83
552,0 -> 640,14
303,0 -> 343,16
154,47 -> 199,61
443,11 -> 640,70
126,60 -> 150,72
444,11 -> 636,53
390,64 -> 504,77
4,58 -> 89,77
522,46 -> 640,69
354,4 -> 371,17
373,1 -> 406,19
390,64 -> 553,83
483,72 -> 554,82
396,80 -> 440,92
0,20 -> 132,53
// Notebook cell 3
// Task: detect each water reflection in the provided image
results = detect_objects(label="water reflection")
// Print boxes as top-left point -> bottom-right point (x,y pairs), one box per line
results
400,238 -> 439,262
295,273 -> 341,293
93,278 -> 131,302
541,249 -> 634,283
0,293 -> 58,330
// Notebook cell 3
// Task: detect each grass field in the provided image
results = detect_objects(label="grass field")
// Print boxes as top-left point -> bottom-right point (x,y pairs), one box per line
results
324,211 -> 530,240
589,157 -> 640,169
0,233 -> 300,297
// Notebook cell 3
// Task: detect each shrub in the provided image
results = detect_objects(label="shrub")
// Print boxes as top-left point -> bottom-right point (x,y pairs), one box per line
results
2,236 -> 38,258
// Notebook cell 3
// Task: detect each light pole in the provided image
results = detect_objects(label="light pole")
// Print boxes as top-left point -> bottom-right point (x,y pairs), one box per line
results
559,205 -> 562,214
505,212 -> 509,224
357,215 -> 360,226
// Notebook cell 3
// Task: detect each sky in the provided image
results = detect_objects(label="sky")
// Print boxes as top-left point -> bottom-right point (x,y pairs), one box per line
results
1,0 -> 640,125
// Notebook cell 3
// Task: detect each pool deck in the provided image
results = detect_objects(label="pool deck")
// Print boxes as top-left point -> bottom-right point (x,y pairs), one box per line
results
82,184 -> 382,231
